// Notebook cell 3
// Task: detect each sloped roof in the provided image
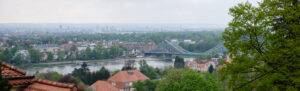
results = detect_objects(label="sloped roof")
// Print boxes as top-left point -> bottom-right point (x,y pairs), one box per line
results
1,63 -> 33,86
5,76 -> 35,86
1,63 -> 26,77
108,70 -> 149,83
90,80 -> 119,91
24,79 -> 77,91
1,63 -> 77,91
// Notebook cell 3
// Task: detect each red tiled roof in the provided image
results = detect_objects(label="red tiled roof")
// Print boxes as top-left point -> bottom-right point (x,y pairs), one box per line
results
1,63 -> 26,77
5,76 -> 35,86
90,80 -> 119,91
1,63 -> 78,91
108,70 -> 149,89
108,70 -> 149,83
24,79 -> 77,91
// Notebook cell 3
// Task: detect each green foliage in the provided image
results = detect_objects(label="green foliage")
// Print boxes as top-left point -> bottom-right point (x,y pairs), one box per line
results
208,65 -> 214,73
11,53 -> 24,65
46,52 -> 54,61
178,33 -> 221,53
77,45 -> 124,60
3,31 -> 223,51
174,56 -> 185,68
89,67 -> 110,82
28,48 -> 42,63
72,63 -> 111,85
221,0 -> 299,90
133,80 -> 158,91
0,47 -> 19,64
139,60 -> 159,79
36,71 -> 63,81
58,74 -> 80,84
57,51 -> 66,61
72,62 -> 90,84
156,69 -> 221,91
36,72 -> 86,91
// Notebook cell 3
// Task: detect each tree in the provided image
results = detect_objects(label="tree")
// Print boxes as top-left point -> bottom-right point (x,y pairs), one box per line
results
156,69 -> 221,91
208,64 -> 214,73
221,0 -> 299,90
0,51 -> 7,61
36,72 -> 62,81
0,62 -> 11,91
85,47 -> 92,59
58,74 -> 78,84
57,51 -> 66,61
94,45 -> 104,59
68,45 -> 77,61
11,53 -> 23,65
47,52 -> 54,61
139,60 -> 159,79
133,80 -> 158,91
28,48 -> 42,63
1,47 -> 18,63
109,45 -> 123,58
71,62 -> 90,84
174,56 -> 185,68
94,67 -> 110,80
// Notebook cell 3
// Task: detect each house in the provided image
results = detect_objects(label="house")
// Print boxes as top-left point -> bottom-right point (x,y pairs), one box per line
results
90,80 -> 119,91
1,63 -> 78,91
90,70 -> 149,91
35,44 -> 60,53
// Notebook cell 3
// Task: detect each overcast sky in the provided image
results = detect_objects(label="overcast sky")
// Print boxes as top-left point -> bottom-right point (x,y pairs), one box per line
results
0,0 -> 260,26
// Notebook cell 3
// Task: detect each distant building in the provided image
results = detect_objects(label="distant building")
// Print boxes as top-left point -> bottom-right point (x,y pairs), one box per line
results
35,44 -> 60,53
170,39 -> 178,44
1,63 -> 78,91
143,42 -> 156,52
183,39 -> 196,44
186,60 -> 217,72
90,70 -> 149,91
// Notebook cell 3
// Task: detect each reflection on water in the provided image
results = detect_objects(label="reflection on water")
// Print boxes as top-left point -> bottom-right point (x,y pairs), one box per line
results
26,58 -> 173,75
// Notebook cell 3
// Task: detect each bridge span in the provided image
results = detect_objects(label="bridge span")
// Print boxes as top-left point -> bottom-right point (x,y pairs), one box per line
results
144,40 -> 201,57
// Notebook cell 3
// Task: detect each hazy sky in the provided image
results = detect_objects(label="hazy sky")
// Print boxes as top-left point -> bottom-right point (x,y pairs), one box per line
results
0,0 -> 260,26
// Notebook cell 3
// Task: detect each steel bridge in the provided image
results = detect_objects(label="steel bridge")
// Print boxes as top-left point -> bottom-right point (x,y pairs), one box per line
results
144,40 -> 200,57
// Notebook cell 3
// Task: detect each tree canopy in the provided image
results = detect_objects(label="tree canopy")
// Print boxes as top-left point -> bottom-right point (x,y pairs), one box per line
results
221,0 -> 299,90
133,80 -> 158,91
174,56 -> 185,68
139,60 -> 159,79
156,69 -> 221,91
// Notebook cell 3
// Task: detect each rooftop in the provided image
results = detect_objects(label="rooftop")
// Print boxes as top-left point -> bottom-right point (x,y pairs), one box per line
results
90,80 -> 119,91
1,63 -> 26,77
108,70 -> 149,83
25,79 -> 77,91
1,63 -> 77,91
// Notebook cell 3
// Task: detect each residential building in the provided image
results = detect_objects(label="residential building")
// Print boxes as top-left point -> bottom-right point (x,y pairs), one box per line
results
90,70 -> 149,91
90,80 -> 119,91
186,60 -> 217,72
1,63 -> 78,91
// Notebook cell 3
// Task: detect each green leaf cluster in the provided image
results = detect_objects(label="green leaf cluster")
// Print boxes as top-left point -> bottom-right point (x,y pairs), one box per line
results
221,0 -> 299,90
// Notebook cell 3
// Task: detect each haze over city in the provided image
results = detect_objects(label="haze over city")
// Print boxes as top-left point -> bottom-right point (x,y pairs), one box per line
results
1,0 -> 259,27
0,0 -> 297,91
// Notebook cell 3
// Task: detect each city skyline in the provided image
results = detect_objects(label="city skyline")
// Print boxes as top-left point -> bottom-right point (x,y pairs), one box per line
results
0,0 -> 260,27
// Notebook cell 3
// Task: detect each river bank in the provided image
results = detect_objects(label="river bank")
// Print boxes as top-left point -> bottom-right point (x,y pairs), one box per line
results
24,57 -> 173,75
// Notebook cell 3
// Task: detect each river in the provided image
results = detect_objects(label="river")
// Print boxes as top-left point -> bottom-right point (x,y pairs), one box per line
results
25,57 -> 173,75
